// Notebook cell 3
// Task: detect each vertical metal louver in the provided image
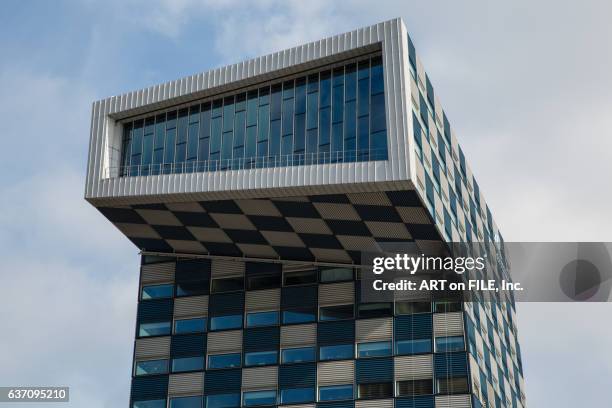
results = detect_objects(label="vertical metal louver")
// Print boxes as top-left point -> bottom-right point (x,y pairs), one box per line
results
141,262 -> 175,284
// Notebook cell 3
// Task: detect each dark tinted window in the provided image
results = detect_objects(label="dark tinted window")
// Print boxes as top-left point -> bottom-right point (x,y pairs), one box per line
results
357,383 -> 393,399
397,379 -> 433,396
320,305 -> 354,321
211,277 -> 244,293
283,270 -> 317,286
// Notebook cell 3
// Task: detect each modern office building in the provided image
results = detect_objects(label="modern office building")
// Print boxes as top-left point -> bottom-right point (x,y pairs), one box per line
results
85,18 -> 525,408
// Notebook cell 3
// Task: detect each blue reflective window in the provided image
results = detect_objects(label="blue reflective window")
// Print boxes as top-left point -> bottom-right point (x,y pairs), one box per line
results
206,393 -> 240,408
243,390 -> 276,407
133,400 -> 165,408
319,344 -> 353,361
172,356 -> 204,372
246,311 -> 279,327
395,338 -> 432,355
435,336 -> 465,353
319,384 -> 353,401
357,341 -> 392,358
170,396 -> 203,408
210,315 -> 242,331
138,321 -> 171,337
208,353 -> 241,369
282,308 -> 316,324
141,284 -> 173,300
134,359 -> 168,376
281,347 -> 316,364
280,388 -> 315,404
174,318 -> 207,334
244,350 -> 277,366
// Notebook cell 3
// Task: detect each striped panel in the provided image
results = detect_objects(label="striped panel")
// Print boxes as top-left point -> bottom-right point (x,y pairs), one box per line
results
434,394 -> 471,408
168,372 -> 204,396
245,289 -> 280,311
174,295 -> 209,318
394,355 -> 433,380
211,259 -> 245,277
241,366 -> 279,389
281,323 -> 316,346
433,312 -> 464,337
134,336 -> 171,359
355,399 -> 394,408
207,330 -> 243,353
356,317 -> 392,341
141,262 -> 175,284
317,360 -> 355,385
395,396 -> 434,408
319,282 -> 355,306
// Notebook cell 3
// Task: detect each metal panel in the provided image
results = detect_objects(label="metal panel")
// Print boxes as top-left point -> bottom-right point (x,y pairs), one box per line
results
137,298 -> 173,322
174,295 -> 209,317
168,372 -> 204,396
319,282 -> 354,306
356,357 -> 393,383
433,312 -> 464,337
171,333 -> 206,357
281,323 -> 316,347
242,366 -> 278,389
394,355 -> 433,380
204,368 -> 242,394
134,336 -> 171,359
395,314 -> 432,340
279,363 -> 316,388
318,320 -> 355,345
244,327 -> 280,352
434,395 -> 471,408
131,375 -> 169,401
245,289 -> 280,311
211,259 -> 245,277
355,399 -> 394,408
207,330 -> 243,353
282,286 -> 318,308
356,317 -> 392,342
434,352 -> 468,378
318,360 -> 354,385
141,262 -> 175,283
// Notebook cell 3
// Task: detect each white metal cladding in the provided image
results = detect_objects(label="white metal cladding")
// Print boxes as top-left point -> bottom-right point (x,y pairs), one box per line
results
140,262 -> 175,284
174,295 -> 209,318
84,18 -> 414,205
245,289 -> 280,311
241,366 -> 279,389
207,330 -> 243,353
432,312 -> 464,337
134,336 -> 171,359
280,323 -> 316,346
355,399 -> 394,408
394,355 -> 433,380
168,372 -> 205,396
317,360 -> 354,385
435,394 -> 471,408
211,259 -> 245,277
318,282 -> 354,306
356,317 -> 393,341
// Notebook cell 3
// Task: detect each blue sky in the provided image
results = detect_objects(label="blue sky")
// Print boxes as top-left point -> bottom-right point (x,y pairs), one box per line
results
1,1 -> 611,407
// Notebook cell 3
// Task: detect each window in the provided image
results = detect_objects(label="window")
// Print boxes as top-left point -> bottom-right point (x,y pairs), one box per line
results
211,277 -> 244,293
208,353 -> 241,369
281,347 -> 316,364
138,321 -> 171,337
319,384 -> 353,401
141,284 -> 173,300
174,318 -> 207,334
244,350 -> 277,366
395,339 -> 432,355
437,377 -> 469,394
210,315 -> 242,331
282,308 -> 316,324
206,393 -> 240,408
320,268 -> 353,282
243,390 -> 277,407
279,387 -> 315,404
395,301 -> 431,315
172,356 -> 204,373
357,341 -> 392,358
357,383 -> 393,399
435,336 -> 465,352
247,274 -> 281,290
176,280 -> 209,297
133,400 -> 165,408
397,379 -> 433,396
134,359 -> 168,376
283,270 -> 317,286
433,298 -> 462,313
319,344 -> 353,361
246,311 -> 279,327
357,303 -> 392,318
320,305 -> 354,321
169,396 -> 203,408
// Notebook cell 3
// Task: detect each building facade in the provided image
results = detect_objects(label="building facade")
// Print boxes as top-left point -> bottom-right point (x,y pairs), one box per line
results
85,18 -> 525,408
